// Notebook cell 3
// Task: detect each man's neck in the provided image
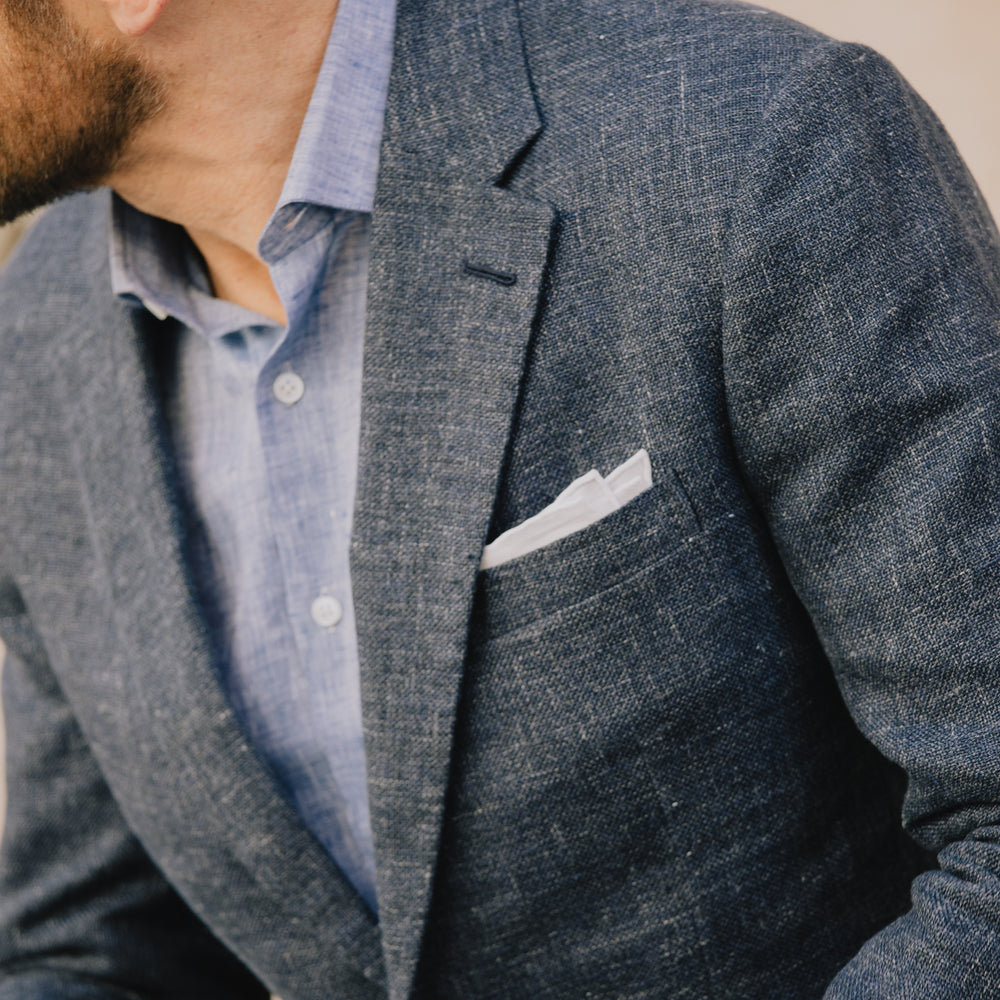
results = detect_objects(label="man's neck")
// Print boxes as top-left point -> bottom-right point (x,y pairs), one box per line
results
105,0 -> 340,323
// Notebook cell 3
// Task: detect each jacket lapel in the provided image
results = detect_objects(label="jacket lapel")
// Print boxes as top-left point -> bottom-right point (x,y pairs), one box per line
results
50,213 -> 386,996
353,0 -> 554,994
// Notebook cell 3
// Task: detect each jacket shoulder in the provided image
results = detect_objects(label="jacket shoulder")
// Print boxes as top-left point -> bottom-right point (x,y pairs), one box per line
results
510,0 -> 926,218
517,0 -> 839,100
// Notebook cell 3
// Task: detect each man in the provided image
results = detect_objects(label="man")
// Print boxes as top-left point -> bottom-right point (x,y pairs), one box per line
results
2,0 -> 1000,995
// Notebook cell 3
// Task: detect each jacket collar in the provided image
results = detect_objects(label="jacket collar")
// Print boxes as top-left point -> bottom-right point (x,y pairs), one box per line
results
378,0 -> 542,183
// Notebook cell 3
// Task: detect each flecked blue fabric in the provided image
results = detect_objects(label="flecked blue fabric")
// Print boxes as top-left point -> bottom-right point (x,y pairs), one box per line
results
107,0 -> 395,913
2,0 -> 1000,997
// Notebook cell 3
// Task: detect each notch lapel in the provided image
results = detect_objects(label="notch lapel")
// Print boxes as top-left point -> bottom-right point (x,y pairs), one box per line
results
352,0 -> 554,993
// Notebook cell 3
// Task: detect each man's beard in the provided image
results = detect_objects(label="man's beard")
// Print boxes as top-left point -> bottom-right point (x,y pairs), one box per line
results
0,0 -> 163,224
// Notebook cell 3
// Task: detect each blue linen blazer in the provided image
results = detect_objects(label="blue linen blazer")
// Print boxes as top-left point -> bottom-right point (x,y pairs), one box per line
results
2,0 -> 1000,996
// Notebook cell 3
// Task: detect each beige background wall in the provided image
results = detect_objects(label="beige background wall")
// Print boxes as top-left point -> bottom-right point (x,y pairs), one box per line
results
1,0 -> 999,841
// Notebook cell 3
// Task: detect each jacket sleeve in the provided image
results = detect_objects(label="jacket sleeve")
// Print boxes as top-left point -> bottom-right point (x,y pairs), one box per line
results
723,40 -> 1000,998
0,585 -> 269,999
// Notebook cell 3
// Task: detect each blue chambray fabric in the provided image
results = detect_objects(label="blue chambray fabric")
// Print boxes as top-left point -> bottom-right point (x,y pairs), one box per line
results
108,0 -> 396,912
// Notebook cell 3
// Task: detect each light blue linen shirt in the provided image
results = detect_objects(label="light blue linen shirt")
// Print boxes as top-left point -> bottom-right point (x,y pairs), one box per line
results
109,0 -> 396,913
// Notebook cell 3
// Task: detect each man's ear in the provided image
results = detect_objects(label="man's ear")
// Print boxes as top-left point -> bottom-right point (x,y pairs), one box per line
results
103,0 -> 170,37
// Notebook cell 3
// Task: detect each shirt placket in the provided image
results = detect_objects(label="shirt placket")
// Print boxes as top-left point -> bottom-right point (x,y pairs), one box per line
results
253,211 -> 376,908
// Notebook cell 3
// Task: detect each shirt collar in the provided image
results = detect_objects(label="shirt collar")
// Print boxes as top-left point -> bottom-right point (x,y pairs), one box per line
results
259,0 -> 396,258
272,0 -> 395,218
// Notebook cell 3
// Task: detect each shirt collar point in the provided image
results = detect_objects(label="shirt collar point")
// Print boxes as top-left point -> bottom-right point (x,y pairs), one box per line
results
143,299 -> 170,321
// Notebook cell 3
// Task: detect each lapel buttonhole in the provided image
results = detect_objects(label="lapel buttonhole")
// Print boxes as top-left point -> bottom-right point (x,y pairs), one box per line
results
462,259 -> 518,286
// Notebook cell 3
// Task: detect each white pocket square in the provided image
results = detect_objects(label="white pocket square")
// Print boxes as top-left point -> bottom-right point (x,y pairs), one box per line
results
480,449 -> 652,570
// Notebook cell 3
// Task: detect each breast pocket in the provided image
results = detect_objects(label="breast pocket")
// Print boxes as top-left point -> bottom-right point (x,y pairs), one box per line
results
473,473 -> 702,642
460,467 -> 746,814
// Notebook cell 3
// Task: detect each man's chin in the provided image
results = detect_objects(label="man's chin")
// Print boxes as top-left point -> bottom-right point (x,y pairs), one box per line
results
0,14 -> 163,230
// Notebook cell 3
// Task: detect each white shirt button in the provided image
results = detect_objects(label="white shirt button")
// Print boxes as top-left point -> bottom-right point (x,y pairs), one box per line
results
310,594 -> 343,629
273,371 -> 305,406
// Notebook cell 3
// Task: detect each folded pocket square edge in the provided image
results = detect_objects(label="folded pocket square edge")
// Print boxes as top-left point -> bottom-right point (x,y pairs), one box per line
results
480,449 -> 652,570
